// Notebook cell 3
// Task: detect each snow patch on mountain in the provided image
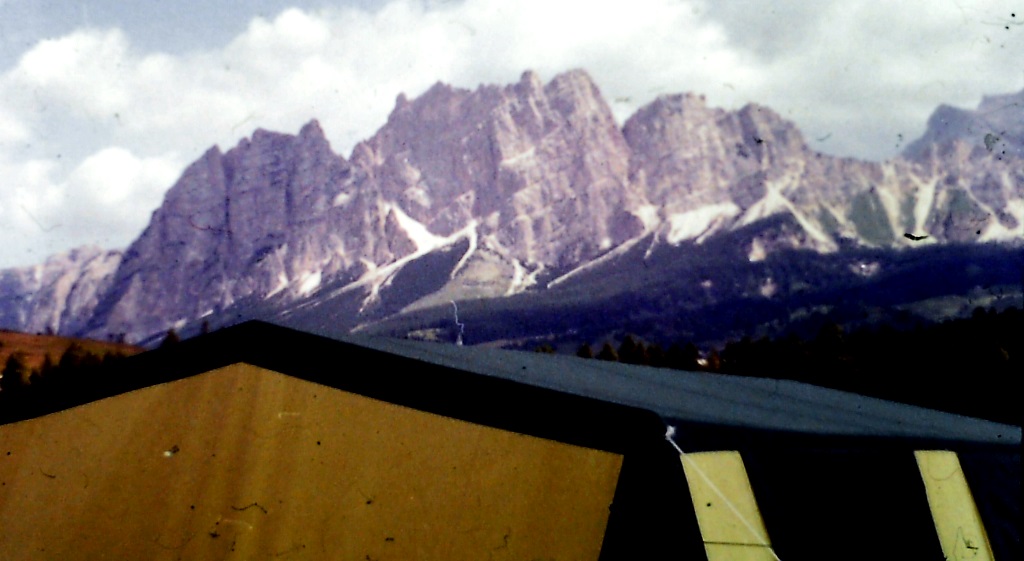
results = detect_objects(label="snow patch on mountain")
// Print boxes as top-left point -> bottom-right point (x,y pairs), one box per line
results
748,238 -> 768,262
505,259 -> 545,296
267,272 -> 290,298
738,189 -> 789,227
665,202 -> 740,244
449,220 -> 479,280
912,176 -> 939,233
547,234 -> 647,289
875,186 -> 903,234
507,259 -> 529,296
298,271 -> 322,296
633,204 -> 661,232
984,199 -> 1024,241
387,202 -> 445,252
500,147 -> 536,167
332,191 -> 353,207
741,187 -> 836,251
312,218 -> 482,315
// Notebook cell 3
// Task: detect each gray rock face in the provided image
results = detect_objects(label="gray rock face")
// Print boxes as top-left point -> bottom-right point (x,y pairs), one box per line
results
623,88 -> 1023,256
0,246 -> 121,336
895,91 -> 1023,241
624,94 -> 807,212
904,89 -> 1024,162
356,69 -> 643,268
84,120 -> 415,341
2,72 -> 1021,343
898,90 -> 1024,244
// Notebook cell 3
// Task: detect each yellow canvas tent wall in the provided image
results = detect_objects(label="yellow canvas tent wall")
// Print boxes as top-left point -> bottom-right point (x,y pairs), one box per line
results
1,321 -> 1019,559
0,322 -> 683,560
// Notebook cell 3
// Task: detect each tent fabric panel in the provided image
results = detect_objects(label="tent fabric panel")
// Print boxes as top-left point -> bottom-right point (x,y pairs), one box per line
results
741,448 -> 945,560
0,363 -> 624,560
681,451 -> 777,561
701,543 -> 780,561
598,439 -> 706,560
958,450 -> 1022,561
915,450 -> 995,561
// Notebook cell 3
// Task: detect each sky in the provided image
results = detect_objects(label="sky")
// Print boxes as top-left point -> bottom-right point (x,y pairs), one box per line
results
0,0 -> 1021,268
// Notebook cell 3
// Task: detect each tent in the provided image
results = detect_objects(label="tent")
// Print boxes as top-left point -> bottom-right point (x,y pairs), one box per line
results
0,321 -> 1018,560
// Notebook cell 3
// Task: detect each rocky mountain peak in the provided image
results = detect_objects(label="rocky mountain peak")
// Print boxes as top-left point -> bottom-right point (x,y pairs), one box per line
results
903,88 -> 1024,162
298,119 -> 329,144
623,92 -> 808,215
82,118 -> 358,341
0,245 -> 121,336
542,68 -> 602,104
3,70 -> 1021,345
979,89 -> 1024,113
517,70 -> 544,93
734,103 -> 807,157
353,69 -> 640,265
641,92 -> 714,118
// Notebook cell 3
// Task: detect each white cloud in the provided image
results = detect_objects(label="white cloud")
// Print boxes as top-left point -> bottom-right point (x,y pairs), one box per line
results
70,147 -> 180,208
700,0 -> 1024,157
0,0 -> 1021,267
0,146 -> 181,265
0,108 -> 28,146
12,28 -> 133,119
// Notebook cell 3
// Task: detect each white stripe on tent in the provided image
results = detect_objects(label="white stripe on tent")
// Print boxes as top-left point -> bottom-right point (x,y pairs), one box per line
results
679,450 -> 778,561
916,450 -> 996,561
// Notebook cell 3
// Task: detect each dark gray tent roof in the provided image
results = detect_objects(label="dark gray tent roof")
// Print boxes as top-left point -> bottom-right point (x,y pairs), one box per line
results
340,333 -> 1020,446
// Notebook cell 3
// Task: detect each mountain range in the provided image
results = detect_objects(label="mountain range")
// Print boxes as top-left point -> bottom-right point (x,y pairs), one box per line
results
1,70 -> 1021,347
